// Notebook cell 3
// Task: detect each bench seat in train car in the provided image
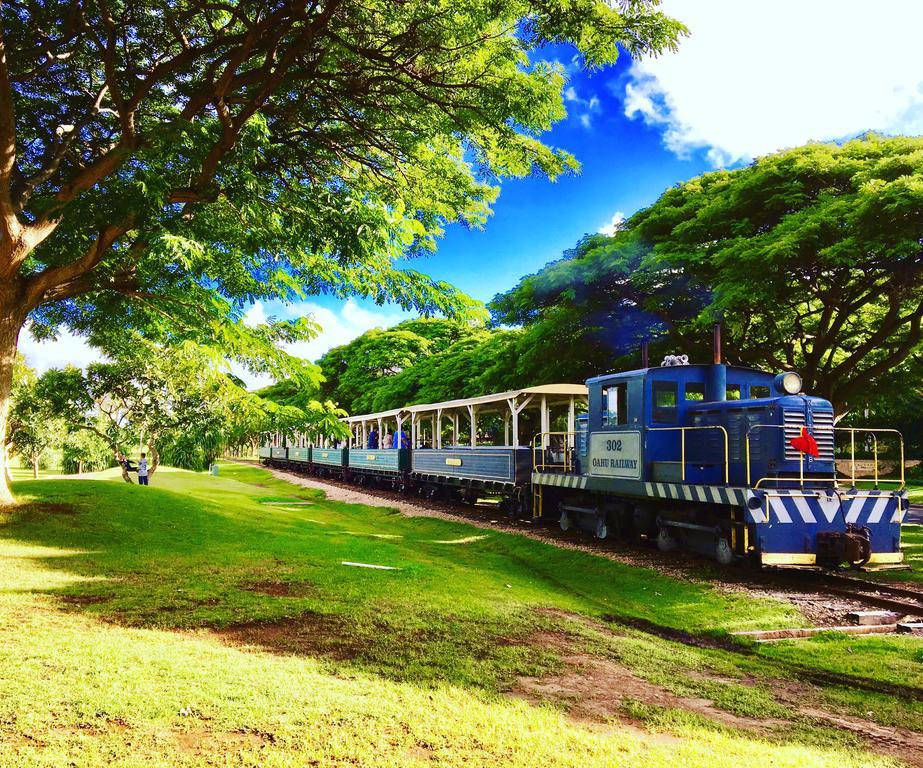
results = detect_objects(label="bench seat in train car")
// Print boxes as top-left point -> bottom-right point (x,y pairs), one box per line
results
270,447 -> 288,460
258,446 -> 272,459
287,447 -> 311,463
349,448 -> 410,474
411,446 -> 533,487
313,447 -> 349,467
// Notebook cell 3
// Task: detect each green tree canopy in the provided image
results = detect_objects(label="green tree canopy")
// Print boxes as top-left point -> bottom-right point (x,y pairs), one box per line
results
492,135 -> 923,412
0,0 -> 685,501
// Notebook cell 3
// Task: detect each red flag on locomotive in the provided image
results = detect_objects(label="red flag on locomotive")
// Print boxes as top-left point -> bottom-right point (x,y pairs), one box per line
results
790,427 -> 819,457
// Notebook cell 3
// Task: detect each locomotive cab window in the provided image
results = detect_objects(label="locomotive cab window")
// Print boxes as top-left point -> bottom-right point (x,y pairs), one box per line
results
751,385 -> 771,399
602,384 -> 628,426
726,384 -> 742,400
652,381 -> 678,423
685,382 -> 705,401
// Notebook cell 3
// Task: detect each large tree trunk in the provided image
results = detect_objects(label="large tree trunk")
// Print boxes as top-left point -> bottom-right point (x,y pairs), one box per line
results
0,292 -> 24,505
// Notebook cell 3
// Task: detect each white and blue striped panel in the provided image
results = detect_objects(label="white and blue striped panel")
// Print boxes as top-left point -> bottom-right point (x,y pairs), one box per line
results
756,490 -> 903,525
641,482 -> 746,506
842,491 -> 904,524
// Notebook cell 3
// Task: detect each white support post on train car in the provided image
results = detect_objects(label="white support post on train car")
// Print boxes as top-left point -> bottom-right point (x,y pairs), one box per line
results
541,395 -> 549,448
468,404 -> 477,447
504,414 -> 510,446
377,418 -> 383,446
436,409 -> 443,449
567,396 -> 575,448
453,413 -> 459,446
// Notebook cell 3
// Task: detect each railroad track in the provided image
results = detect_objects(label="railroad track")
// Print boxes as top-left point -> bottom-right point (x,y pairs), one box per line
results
808,574 -> 923,618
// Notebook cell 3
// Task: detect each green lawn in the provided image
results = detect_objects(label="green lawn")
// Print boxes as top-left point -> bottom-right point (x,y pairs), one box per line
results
0,462 -> 919,767
906,484 -> 923,505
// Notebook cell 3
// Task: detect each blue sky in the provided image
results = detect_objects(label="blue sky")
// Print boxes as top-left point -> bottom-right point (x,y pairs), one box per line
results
20,1 -> 923,382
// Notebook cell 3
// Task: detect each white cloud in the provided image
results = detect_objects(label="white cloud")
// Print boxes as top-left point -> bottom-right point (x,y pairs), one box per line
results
234,298 -> 408,390
283,298 -> 406,363
598,211 -> 625,236
566,85 -> 603,129
622,0 -> 923,166
18,326 -> 105,373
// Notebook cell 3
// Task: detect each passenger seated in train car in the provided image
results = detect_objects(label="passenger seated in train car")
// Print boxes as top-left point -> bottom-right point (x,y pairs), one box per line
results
367,426 -> 379,449
397,427 -> 410,449
383,431 -> 393,449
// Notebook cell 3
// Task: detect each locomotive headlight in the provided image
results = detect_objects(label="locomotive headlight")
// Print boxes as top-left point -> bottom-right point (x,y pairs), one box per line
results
774,371 -> 802,395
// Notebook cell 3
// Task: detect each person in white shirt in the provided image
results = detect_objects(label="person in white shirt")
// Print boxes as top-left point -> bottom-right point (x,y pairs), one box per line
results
137,453 -> 149,486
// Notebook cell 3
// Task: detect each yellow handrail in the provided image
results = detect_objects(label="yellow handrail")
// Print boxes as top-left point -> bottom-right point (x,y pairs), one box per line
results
834,427 -> 905,489
532,431 -> 578,473
746,424 -> 905,490
646,426 -> 729,484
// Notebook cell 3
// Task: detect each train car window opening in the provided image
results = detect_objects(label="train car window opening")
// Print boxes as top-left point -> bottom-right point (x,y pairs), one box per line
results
726,384 -> 742,400
685,382 -> 705,401
652,381 -> 678,423
751,385 -> 771,399
602,384 -> 628,426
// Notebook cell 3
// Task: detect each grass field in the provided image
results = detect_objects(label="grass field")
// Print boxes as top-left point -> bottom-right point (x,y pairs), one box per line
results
0,462 -> 920,767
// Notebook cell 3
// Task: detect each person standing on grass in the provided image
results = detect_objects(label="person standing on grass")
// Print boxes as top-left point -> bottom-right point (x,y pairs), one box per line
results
137,453 -> 149,486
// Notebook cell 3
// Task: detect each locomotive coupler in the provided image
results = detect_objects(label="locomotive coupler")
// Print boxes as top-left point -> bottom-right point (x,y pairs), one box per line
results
815,525 -> 872,568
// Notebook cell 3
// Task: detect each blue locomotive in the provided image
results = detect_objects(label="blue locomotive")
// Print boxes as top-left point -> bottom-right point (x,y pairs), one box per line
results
261,341 -> 907,569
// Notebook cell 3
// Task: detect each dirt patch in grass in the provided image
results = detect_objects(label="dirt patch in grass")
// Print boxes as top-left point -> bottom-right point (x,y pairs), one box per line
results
60,594 -> 110,606
214,612 -> 361,660
515,611 -> 923,766
241,580 -> 316,598
171,726 -> 272,755
14,502 -> 78,521
512,630 -> 780,736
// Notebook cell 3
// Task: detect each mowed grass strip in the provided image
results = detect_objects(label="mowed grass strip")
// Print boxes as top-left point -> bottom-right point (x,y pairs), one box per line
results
0,461 -> 916,767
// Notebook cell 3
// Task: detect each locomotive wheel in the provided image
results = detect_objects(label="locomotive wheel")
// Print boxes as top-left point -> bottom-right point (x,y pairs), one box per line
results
656,528 -> 678,552
715,536 -> 734,566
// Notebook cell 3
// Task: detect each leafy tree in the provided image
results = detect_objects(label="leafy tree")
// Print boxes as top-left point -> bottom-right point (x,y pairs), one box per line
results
38,340 -> 346,479
7,363 -> 65,477
61,427 -> 112,474
316,318 -> 487,411
0,1 -> 685,501
493,136 -> 923,413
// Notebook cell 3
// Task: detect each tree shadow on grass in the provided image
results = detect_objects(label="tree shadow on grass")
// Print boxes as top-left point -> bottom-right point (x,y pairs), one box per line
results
1,480 -> 571,692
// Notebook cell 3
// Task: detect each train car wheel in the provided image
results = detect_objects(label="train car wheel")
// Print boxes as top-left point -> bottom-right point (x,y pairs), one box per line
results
715,536 -> 734,565
656,528 -> 678,552
595,516 -> 608,540
559,511 -> 572,532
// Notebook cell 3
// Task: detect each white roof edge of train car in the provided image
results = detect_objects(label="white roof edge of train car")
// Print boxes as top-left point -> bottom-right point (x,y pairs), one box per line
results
343,383 -> 588,423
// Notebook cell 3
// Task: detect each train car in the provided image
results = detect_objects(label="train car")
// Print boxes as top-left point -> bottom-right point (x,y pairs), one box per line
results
311,446 -> 349,477
531,339 -> 907,568
409,386 -> 585,510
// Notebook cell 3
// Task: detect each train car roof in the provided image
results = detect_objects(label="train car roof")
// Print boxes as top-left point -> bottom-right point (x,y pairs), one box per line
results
406,383 -> 588,414
344,383 -> 588,422
344,407 -> 406,424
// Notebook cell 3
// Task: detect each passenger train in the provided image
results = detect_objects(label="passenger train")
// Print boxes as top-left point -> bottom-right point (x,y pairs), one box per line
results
261,337 -> 907,569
